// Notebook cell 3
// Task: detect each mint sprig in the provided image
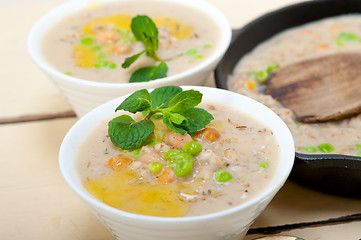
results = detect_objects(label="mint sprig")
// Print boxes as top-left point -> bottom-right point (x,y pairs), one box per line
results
122,15 -> 160,69
108,86 -> 214,150
121,15 -> 168,83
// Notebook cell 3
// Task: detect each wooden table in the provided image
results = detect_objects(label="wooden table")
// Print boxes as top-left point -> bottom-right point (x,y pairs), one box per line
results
1,0 -> 360,239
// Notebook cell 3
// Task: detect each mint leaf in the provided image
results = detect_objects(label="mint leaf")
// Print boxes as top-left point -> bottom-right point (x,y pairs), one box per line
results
163,111 -> 187,134
122,50 -> 145,69
129,61 -> 168,83
168,90 -> 202,113
169,112 -> 186,125
131,15 -> 159,60
108,115 -> 155,149
179,107 -> 214,133
150,86 -> 182,109
116,89 -> 151,113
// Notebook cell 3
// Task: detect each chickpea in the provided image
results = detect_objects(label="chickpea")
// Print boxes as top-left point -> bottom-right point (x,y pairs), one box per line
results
164,131 -> 193,149
97,31 -> 119,44
113,43 -> 132,55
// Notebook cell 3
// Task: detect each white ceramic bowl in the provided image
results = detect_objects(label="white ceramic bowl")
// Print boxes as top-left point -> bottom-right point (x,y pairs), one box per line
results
27,0 -> 232,117
59,86 -> 295,240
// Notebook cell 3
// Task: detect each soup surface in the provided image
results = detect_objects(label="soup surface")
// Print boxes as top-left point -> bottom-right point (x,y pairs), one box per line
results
76,102 -> 279,217
42,0 -> 219,83
229,14 -> 361,156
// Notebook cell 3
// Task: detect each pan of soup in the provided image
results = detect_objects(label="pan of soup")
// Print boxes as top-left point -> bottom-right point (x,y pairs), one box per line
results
215,0 -> 361,198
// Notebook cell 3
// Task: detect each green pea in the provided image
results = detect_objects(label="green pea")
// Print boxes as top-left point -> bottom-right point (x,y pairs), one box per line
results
193,55 -> 204,60
318,143 -> 335,153
98,52 -> 107,59
174,160 -> 193,177
215,170 -> 233,182
81,36 -> 94,45
338,32 -> 359,41
355,144 -> 361,149
266,64 -> 279,73
302,146 -> 317,153
64,72 -> 72,76
91,45 -> 101,51
147,162 -> 163,174
356,151 -> 361,157
132,148 -> 141,156
167,160 -> 177,169
173,152 -> 193,163
94,60 -> 108,68
259,161 -> 270,168
108,62 -> 117,69
256,70 -> 268,83
182,141 -> 202,156
186,48 -> 198,56
203,44 -> 212,49
334,38 -> 344,47
164,150 -> 182,160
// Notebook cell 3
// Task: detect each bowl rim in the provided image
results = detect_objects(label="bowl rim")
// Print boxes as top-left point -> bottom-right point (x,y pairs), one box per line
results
59,85 -> 295,223
27,0 -> 231,88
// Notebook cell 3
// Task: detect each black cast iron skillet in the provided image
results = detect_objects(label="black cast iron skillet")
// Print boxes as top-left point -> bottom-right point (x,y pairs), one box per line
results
215,0 -> 361,198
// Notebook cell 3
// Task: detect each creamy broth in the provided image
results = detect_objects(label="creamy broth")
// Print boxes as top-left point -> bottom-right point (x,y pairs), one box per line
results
76,102 -> 279,217
229,15 -> 361,156
42,0 -> 219,83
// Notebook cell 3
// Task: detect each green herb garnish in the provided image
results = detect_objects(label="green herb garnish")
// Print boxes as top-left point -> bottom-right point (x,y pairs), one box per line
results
129,61 -> 167,82
122,15 -> 160,69
121,15 -> 169,83
108,86 -> 214,150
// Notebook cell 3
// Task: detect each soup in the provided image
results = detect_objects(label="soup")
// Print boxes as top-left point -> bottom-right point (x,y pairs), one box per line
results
76,100 -> 279,217
229,14 -> 361,156
42,0 -> 219,83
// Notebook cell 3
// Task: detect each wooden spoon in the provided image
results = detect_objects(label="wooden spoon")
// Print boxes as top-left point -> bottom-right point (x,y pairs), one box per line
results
265,53 -> 361,123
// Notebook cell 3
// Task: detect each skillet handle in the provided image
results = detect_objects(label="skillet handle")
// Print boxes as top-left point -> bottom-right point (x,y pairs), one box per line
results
290,152 -> 361,198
